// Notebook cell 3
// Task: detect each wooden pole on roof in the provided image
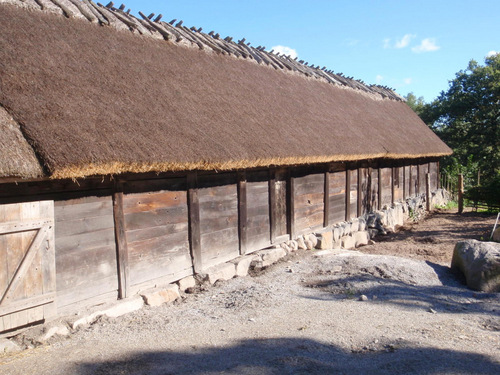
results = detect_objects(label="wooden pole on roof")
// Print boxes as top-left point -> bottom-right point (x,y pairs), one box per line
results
458,174 -> 464,214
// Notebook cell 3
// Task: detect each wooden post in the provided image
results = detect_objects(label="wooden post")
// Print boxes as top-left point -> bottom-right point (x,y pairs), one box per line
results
357,168 -> 362,217
113,181 -> 130,299
403,165 -> 406,199
287,170 -> 295,239
458,174 -> 464,214
187,172 -> 202,272
378,168 -> 382,210
238,171 -> 248,254
477,169 -> 481,186
268,169 -> 276,244
324,169 -> 330,227
345,168 -> 351,221
426,173 -> 431,212
391,167 -> 395,206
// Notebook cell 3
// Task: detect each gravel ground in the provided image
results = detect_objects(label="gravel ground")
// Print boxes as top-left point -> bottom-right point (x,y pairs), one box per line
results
1,209 -> 499,375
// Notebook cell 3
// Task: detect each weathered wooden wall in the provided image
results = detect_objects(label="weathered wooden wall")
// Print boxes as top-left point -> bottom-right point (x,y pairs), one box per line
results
293,170 -> 324,235
122,178 -> 192,294
198,173 -> 239,270
0,160 -> 442,333
54,195 -> 117,313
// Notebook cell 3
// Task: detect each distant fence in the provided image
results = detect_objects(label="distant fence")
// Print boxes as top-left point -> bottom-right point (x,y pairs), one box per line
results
440,173 -> 499,212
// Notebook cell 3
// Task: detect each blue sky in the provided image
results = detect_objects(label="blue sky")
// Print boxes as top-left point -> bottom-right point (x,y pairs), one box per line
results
123,0 -> 499,102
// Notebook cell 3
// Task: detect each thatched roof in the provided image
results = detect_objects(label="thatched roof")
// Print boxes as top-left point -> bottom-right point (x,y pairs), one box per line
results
0,1 -> 451,179
0,106 -> 44,179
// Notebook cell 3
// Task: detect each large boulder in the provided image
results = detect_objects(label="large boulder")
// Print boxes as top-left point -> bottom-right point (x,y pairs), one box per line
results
451,240 -> 500,292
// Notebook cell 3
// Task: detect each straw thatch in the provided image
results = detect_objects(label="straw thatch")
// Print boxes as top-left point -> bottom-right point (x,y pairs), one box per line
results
0,2 -> 451,179
0,106 -> 44,179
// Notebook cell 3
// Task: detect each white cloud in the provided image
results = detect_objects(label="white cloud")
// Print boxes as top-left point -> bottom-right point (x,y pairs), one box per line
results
375,75 -> 384,84
395,34 -> 415,49
383,34 -> 415,49
487,50 -> 498,57
412,38 -> 440,53
271,45 -> 298,59
403,77 -> 413,85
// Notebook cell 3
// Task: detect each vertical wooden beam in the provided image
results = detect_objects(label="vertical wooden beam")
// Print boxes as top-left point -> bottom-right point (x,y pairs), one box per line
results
187,172 -> 202,272
345,168 -> 351,221
324,168 -> 330,227
403,165 -> 406,199
269,169 -> 277,244
391,167 -> 395,206
426,173 -> 431,212
357,168 -> 362,217
409,165 -> 413,197
417,163 -> 421,195
113,181 -> 129,299
458,174 -> 464,214
237,171 -> 248,254
287,169 -> 295,239
378,167 -> 382,210
437,160 -> 441,189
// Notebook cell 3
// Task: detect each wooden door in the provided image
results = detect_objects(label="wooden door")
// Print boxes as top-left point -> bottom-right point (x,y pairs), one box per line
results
0,201 -> 55,335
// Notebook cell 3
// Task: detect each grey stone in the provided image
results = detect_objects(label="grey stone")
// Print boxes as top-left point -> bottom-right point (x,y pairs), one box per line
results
341,235 -> 356,249
0,339 -> 21,354
368,228 -> 379,238
230,255 -> 257,277
353,231 -> 370,247
359,295 -> 368,301
333,226 -> 342,242
288,240 -> 299,251
252,247 -> 287,270
342,222 -> 352,236
141,284 -> 180,307
40,325 -> 70,342
317,231 -> 333,249
493,227 -> 500,242
205,263 -> 236,285
350,218 -> 360,232
366,214 -> 377,228
304,240 -> 314,250
72,296 -> 144,329
296,236 -> 307,250
332,240 -> 342,249
178,275 -> 196,292
358,218 -> 367,231
307,233 -> 318,248
451,239 -> 500,292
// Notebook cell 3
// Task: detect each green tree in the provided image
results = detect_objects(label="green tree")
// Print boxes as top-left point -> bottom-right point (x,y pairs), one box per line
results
422,54 -> 500,186
404,92 -> 426,117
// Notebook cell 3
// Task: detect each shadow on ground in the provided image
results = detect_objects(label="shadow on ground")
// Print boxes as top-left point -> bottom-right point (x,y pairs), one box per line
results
74,337 -> 500,375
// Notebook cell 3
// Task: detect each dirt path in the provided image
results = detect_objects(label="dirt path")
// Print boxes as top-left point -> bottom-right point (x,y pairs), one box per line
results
1,209 -> 499,375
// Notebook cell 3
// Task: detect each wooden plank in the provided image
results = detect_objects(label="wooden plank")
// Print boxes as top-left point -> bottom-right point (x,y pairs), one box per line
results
238,171 -> 247,255
287,171 -> 295,239
391,167 -> 395,206
124,205 -> 188,231
54,197 -> 113,221
187,173 -> 201,272
378,168 -> 382,210
56,227 -> 116,254
122,190 -> 187,214
324,171 -> 330,227
0,219 -> 53,235
0,293 -> 55,317
269,169 -> 276,244
125,222 -> 188,243
357,168 -> 362,217
113,183 -> 129,299
345,169 -> 351,221
56,244 -> 117,290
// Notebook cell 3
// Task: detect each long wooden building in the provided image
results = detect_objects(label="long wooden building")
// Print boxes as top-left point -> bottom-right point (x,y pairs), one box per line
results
0,0 -> 452,334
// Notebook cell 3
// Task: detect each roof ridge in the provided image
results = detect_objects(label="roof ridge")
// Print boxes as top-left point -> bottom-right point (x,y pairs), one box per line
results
2,0 -> 405,102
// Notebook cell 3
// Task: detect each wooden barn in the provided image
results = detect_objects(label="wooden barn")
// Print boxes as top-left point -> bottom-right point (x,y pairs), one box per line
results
0,0 -> 452,334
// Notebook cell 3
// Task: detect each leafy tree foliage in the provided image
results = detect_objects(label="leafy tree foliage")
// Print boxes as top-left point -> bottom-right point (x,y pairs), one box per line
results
404,92 -> 426,117
420,54 -> 500,187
